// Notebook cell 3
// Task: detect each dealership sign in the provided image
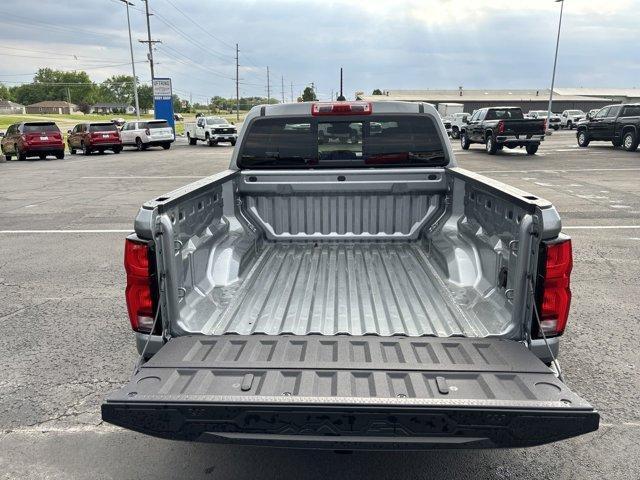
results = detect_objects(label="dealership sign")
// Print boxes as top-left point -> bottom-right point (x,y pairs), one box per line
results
153,78 -> 172,99
152,78 -> 175,130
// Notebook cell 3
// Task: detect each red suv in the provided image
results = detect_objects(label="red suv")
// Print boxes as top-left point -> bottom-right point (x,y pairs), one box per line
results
67,122 -> 122,155
1,122 -> 65,160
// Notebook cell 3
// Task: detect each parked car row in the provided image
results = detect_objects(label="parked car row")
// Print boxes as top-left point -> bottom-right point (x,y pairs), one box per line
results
1,119 -> 177,160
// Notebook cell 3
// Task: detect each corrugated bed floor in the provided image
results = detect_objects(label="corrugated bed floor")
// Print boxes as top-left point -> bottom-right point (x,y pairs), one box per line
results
207,242 -> 488,337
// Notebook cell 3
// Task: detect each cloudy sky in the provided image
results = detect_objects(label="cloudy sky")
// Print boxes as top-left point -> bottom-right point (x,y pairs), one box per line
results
0,0 -> 637,102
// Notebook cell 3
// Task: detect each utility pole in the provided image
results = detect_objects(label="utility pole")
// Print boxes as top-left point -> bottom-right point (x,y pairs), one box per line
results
281,75 -> 285,103
235,43 -> 239,121
138,0 -> 161,80
266,66 -> 270,104
119,0 -> 140,119
290,81 -> 294,103
67,87 -> 71,105
547,0 -> 565,132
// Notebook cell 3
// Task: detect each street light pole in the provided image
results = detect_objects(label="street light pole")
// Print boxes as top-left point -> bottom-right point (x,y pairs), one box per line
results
120,0 -> 140,119
546,0 -> 564,129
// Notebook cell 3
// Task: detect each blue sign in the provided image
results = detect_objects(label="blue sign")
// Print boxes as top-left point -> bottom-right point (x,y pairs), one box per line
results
152,78 -> 175,131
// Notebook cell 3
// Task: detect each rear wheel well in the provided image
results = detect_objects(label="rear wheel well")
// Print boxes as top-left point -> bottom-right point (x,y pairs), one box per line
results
485,130 -> 494,140
622,126 -> 636,135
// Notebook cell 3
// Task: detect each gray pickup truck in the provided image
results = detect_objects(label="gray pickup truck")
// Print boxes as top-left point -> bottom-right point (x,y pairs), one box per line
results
103,101 -> 598,450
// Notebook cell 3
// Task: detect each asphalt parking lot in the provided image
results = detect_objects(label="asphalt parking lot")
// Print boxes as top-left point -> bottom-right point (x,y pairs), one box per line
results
1,130 -> 639,479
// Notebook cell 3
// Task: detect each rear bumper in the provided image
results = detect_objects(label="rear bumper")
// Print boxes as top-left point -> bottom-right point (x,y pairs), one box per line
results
530,336 -> 560,364
146,139 -> 175,146
496,135 -> 544,144
88,143 -> 121,149
23,145 -> 64,153
102,402 -> 599,450
135,332 -> 163,357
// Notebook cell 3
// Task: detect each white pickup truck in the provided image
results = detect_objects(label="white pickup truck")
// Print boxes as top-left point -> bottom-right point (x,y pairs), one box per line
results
560,110 -> 586,130
184,116 -> 238,147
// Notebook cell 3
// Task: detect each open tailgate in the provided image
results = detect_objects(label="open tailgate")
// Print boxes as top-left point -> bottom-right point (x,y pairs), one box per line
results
102,335 -> 598,449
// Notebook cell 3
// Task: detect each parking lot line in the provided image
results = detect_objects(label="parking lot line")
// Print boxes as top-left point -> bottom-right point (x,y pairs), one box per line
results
563,225 -> 640,230
0,229 -> 132,234
478,167 -> 640,174
81,176 -> 202,179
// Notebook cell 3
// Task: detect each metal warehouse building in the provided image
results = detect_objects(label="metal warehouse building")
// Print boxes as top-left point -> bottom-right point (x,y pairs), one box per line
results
355,88 -> 640,113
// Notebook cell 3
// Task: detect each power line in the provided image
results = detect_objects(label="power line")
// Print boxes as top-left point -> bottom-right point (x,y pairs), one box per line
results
150,10 -> 233,63
157,44 -> 235,81
161,0 -> 235,50
0,45 -> 131,63
0,11 -> 118,41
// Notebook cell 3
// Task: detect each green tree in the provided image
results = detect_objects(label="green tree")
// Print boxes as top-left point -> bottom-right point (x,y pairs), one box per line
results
11,68 -> 99,106
172,94 -> 185,113
0,83 -> 10,100
100,75 -> 136,104
372,89 -> 383,95
137,84 -> 153,111
301,86 -> 317,102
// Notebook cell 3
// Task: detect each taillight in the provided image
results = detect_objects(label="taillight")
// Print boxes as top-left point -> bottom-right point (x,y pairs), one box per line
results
124,238 -> 156,333
542,119 -> 547,131
311,102 -> 372,116
497,120 -> 505,134
536,238 -> 572,337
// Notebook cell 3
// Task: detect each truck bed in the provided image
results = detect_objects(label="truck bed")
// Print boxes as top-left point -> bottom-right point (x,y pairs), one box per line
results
203,241 -> 489,337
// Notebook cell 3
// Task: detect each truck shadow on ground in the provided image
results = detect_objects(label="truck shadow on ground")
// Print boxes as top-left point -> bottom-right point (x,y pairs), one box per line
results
18,427 -> 615,480
101,429 -> 611,480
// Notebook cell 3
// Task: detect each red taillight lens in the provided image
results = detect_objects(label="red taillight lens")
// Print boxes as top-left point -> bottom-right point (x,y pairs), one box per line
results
538,239 -> 572,336
497,120 -> 505,134
542,119 -> 547,131
124,238 -> 155,333
311,102 -> 372,116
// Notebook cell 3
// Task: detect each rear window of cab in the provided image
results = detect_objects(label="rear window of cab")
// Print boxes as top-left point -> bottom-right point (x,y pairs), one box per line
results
238,115 -> 447,169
